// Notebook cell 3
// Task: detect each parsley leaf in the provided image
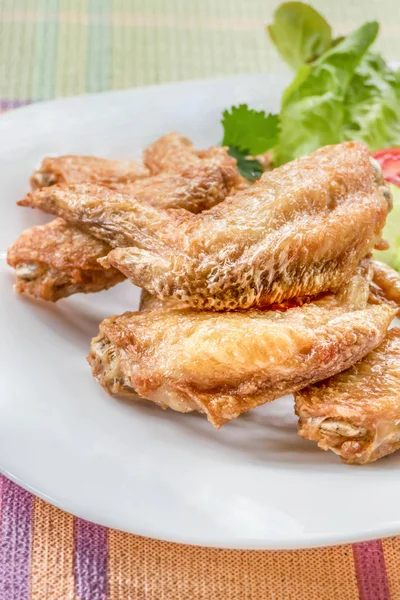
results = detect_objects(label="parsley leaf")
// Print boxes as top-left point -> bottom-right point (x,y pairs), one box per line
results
227,146 -> 264,182
221,104 -> 279,155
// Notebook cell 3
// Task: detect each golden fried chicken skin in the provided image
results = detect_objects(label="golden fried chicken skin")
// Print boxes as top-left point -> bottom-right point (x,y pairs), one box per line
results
7,218 -> 124,301
296,328 -> 400,464
30,155 -> 150,189
14,137 -> 240,301
88,290 -> 395,428
143,131 -> 243,187
105,143 -> 391,310
143,132 -> 200,174
21,143 -> 390,310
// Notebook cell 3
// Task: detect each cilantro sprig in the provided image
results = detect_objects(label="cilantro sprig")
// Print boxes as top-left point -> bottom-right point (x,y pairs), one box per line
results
221,105 -> 279,181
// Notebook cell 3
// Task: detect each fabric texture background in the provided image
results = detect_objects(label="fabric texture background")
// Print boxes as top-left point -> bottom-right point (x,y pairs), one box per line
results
1,1 -> 400,598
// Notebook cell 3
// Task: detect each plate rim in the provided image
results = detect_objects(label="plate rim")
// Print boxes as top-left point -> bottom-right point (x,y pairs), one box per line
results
2,74 -> 400,550
4,464 -> 400,551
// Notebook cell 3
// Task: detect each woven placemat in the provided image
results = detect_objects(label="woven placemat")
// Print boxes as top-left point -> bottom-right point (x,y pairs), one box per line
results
1,476 -> 399,599
1,1 -> 400,598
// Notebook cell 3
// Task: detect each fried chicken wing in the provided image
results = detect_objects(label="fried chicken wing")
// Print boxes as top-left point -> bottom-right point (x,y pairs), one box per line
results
142,131 -> 244,186
30,155 -> 150,190
18,183 -> 184,252
21,142 -> 391,310
88,284 -> 395,427
143,132 -> 201,174
111,162 -> 238,212
7,218 -> 125,301
14,147 -> 239,301
105,144 -> 391,310
371,260 -> 400,308
295,329 -> 400,464
18,145 -> 238,247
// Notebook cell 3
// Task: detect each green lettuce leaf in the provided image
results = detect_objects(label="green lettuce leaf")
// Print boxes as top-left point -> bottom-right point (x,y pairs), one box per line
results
267,2 -> 332,70
275,21 -> 379,165
374,185 -> 400,271
343,53 -> 400,150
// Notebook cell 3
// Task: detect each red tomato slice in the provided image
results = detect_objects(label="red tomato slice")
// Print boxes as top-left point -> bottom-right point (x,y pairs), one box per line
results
372,148 -> 400,187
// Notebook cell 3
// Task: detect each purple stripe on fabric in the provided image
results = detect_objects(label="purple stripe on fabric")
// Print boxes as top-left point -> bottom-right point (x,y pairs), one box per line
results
74,518 -> 108,600
0,100 -> 31,111
353,540 -> 390,600
0,475 -> 4,513
0,479 -> 33,600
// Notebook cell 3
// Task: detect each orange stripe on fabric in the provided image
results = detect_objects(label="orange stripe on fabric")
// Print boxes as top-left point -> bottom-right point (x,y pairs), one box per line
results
108,531 -> 359,600
382,536 -> 400,597
30,498 -> 76,600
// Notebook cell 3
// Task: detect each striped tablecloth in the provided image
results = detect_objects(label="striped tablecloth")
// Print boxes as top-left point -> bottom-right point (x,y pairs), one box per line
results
2,1 -> 400,598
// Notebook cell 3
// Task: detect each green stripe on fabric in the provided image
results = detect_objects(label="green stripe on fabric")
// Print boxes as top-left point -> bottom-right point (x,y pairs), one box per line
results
87,0 -> 110,92
111,26 -> 271,89
0,20 -> 35,100
31,0 -> 60,100
54,0 -> 88,97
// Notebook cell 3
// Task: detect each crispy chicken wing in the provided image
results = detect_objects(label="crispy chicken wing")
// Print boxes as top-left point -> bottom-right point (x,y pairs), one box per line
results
295,329 -> 400,465
371,260 -> 400,308
14,146 -> 239,301
104,144 -> 391,310
18,183 -> 182,252
7,218 -> 124,301
21,143 -> 390,310
143,132 -> 202,174
110,162 -> 239,212
30,155 -> 150,190
88,280 -> 395,427
143,132 -> 244,187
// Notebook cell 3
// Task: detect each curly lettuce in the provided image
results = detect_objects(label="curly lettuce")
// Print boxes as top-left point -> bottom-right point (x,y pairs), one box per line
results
343,53 -> 400,150
274,21 -> 379,165
267,2 -> 332,70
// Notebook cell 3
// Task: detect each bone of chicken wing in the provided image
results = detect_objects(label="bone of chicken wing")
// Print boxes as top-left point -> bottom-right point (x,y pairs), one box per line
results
88,277 -> 395,428
295,328 -> 400,465
14,150 -> 239,301
7,218 -> 125,301
21,142 -> 391,310
30,155 -> 150,190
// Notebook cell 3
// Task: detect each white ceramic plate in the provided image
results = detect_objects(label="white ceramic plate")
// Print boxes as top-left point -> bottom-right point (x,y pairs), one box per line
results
1,73 -> 400,550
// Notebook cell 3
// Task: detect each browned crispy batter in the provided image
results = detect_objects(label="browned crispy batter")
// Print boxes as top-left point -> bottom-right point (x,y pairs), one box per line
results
30,155 -> 150,190
88,283 -> 395,428
20,143 -> 391,310
7,218 -> 124,301
296,328 -> 400,464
